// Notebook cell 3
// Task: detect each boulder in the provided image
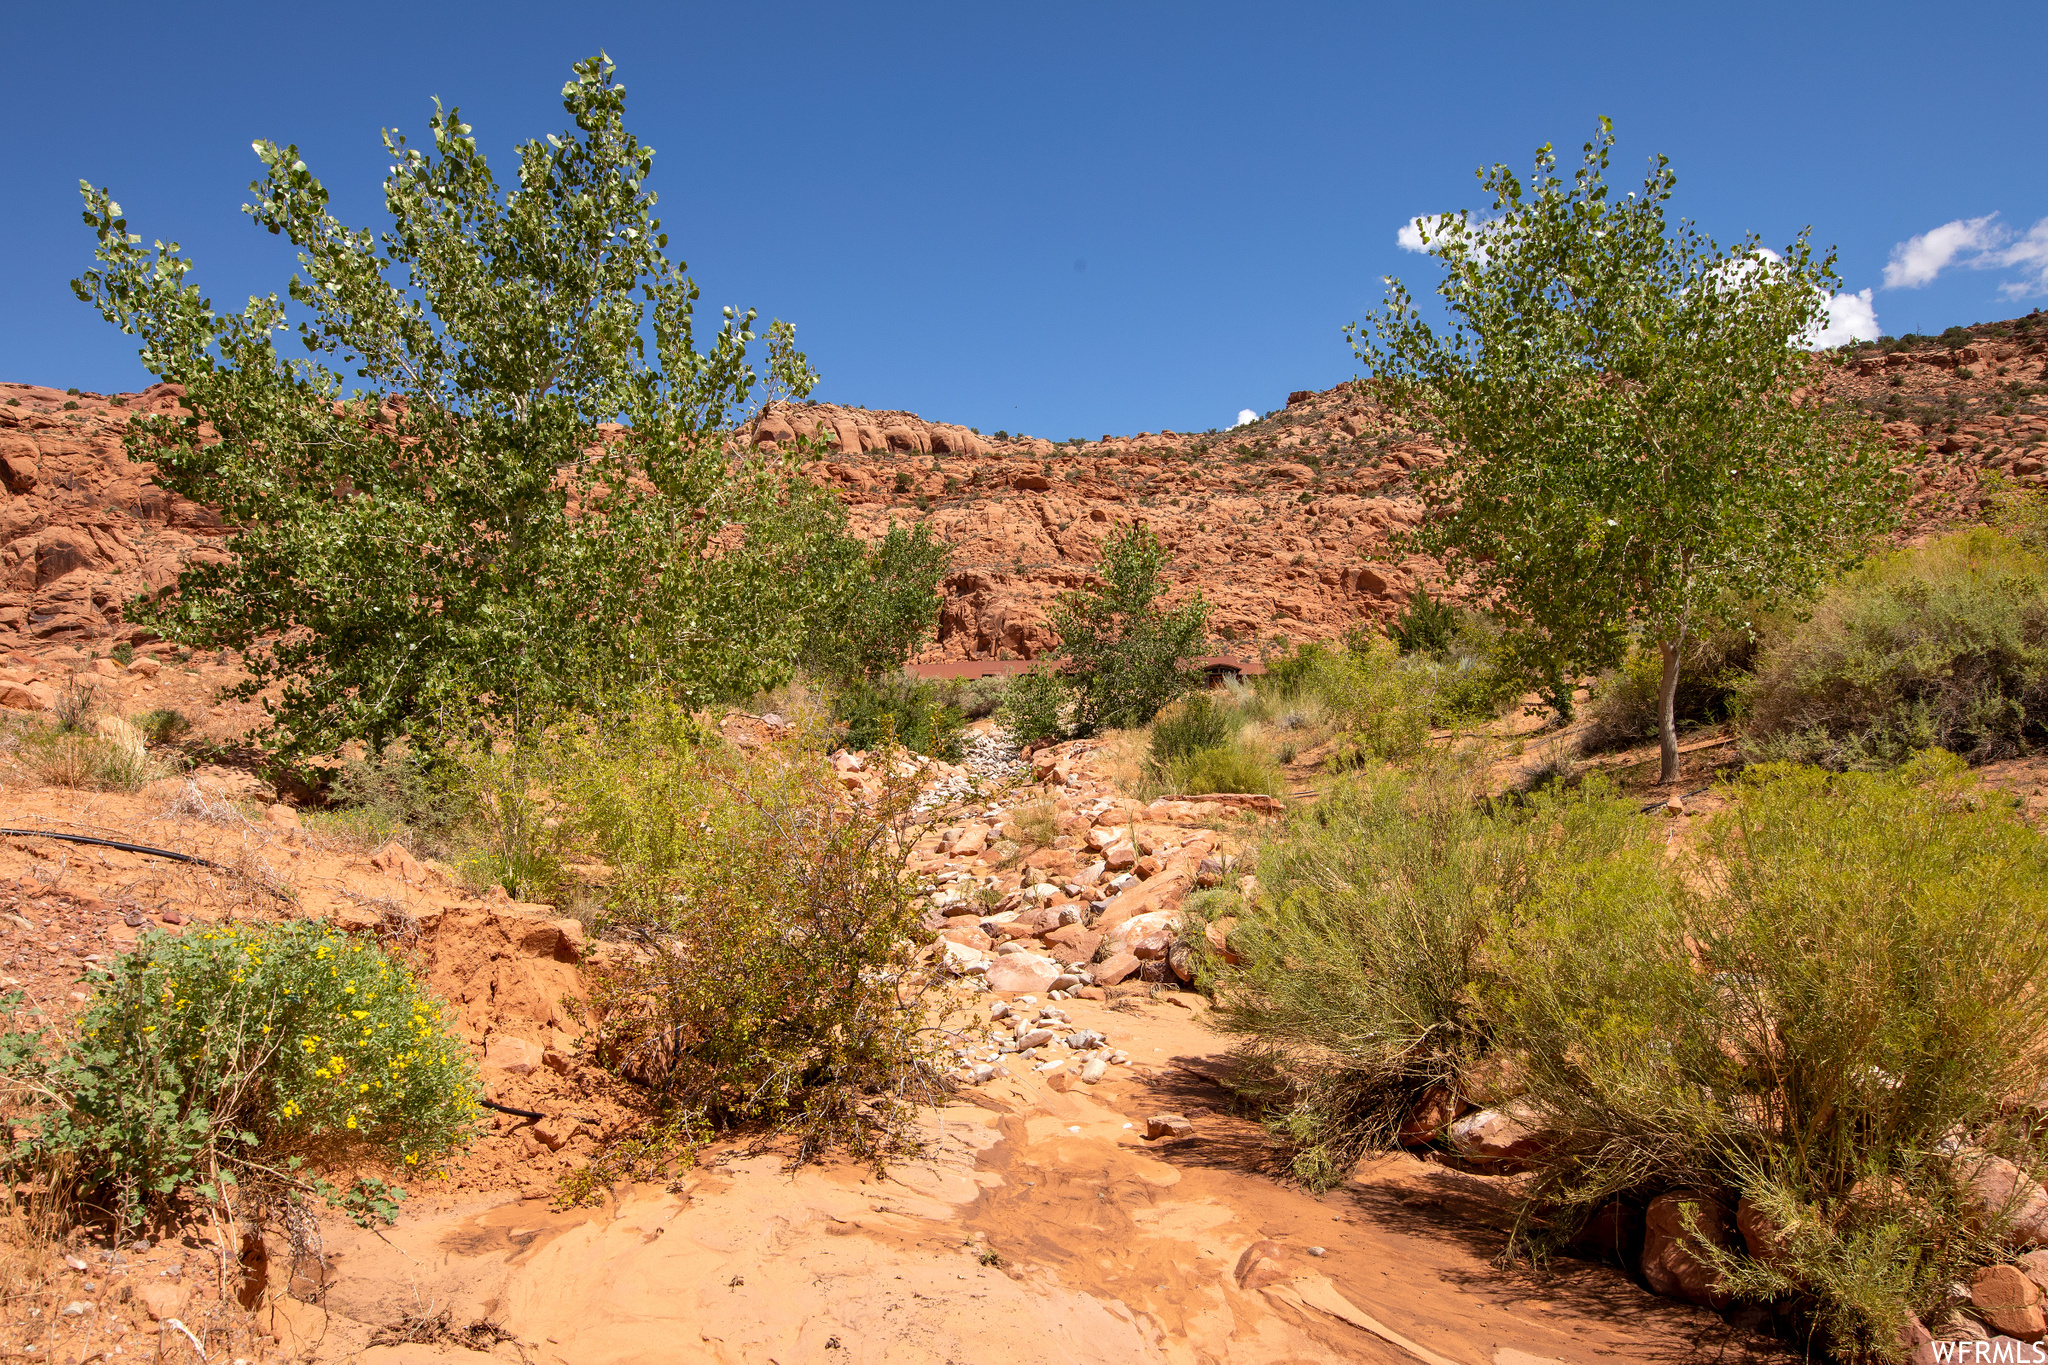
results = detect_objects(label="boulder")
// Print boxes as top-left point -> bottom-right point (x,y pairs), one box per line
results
1971,1264 -> 2046,1342
985,952 -> 1062,995
1735,1195 -> 1790,1268
482,1035 -> 544,1075
1396,1084 -> 1460,1146
1092,950 -> 1142,987
1640,1192 -> 1737,1310
1962,1152 -> 2048,1246
1445,1102 -> 1546,1168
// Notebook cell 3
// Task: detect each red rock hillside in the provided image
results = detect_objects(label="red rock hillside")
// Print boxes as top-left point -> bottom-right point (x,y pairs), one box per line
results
4,312 -> 2046,663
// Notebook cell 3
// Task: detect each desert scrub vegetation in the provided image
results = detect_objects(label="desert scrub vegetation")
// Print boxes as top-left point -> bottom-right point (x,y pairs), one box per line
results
0,921 -> 479,1228
1206,754 -> 1653,1188
1742,519 -> 2048,768
546,701 -> 947,1188
1213,750 -> 2048,1357
1146,694 -> 1283,796
832,672 -> 966,760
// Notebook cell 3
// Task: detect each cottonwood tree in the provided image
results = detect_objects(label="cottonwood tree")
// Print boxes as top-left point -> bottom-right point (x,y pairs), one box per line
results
1004,524 -> 1210,742
74,55 -> 940,759
1349,120 -> 1903,782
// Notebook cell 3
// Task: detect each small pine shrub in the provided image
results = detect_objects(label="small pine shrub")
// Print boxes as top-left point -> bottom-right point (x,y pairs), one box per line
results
0,922 -> 479,1223
110,642 -> 135,666
1388,586 -> 1458,655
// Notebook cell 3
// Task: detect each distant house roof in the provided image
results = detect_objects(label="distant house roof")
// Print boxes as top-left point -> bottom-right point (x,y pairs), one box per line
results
904,654 -> 1264,681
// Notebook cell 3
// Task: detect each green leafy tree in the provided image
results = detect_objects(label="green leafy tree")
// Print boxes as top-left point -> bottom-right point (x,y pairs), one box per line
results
73,55 -> 933,759
1007,523 -> 1209,740
1349,120 -> 1903,780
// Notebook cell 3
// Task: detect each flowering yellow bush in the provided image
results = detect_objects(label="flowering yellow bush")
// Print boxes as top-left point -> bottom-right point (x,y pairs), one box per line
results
2,920 -> 480,1221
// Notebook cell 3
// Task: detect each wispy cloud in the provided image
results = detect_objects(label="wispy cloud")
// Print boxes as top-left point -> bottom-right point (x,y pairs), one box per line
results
1989,218 -> 2048,298
1882,214 -> 2005,288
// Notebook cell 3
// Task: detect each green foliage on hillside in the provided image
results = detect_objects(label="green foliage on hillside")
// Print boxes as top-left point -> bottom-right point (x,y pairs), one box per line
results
73,56 -> 944,760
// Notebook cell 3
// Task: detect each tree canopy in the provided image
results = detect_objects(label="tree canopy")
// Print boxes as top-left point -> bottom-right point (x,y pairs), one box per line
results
74,55 -> 942,759
1349,120 -> 1904,780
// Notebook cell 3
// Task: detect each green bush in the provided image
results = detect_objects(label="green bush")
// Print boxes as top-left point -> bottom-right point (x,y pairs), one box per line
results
1493,754 -> 2048,1358
1388,586 -> 1459,655
131,707 -> 194,747
931,674 -> 1008,720
1207,758 -> 1647,1188
1742,523 -> 2048,767
998,667 -> 1070,745
0,921 -> 479,1223
1150,693 -> 1235,762
561,701 -> 946,1178
1168,744 -> 1284,797
832,673 -> 964,760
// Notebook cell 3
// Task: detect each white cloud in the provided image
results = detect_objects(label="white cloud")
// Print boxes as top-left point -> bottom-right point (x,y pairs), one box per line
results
1235,409 -> 1257,427
1807,289 -> 1880,348
1396,218 -> 1427,252
1988,216 -> 2048,298
1882,214 -> 2003,288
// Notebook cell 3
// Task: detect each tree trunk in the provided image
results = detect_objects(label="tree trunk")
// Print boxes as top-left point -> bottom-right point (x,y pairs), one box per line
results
1657,638 -> 1683,786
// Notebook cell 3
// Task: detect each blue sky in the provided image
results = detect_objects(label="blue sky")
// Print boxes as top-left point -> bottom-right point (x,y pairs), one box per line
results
3,1 -> 2043,439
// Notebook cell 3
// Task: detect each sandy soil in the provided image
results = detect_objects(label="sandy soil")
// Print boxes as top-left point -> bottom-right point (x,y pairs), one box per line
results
263,996 -> 1786,1365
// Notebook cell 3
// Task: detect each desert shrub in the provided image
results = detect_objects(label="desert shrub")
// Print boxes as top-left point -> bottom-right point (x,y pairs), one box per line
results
559,701 -> 946,1177
130,707 -> 193,747
1287,642 -> 1433,765
1492,754 -> 2048,1357
1166,744 -> 1284,797
832,673 -> 964,760
1208,758 -> 1649,1188
1011,796 -> 1060,847
1742,524 -> 2048,768
1150,693 -> 1236,762
932,675 -> 1008,720
1578,628 -> 1756,754
0,921 -> 478,1224
25,717 -> 166,791
998,667 -> 1070,746
1388,586 -> 1459,655
305,738 -> 463,853
439,730 -> 573,904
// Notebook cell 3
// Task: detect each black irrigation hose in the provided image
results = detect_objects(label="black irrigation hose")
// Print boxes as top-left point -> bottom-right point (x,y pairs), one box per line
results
0,828 -> 228,868
0,829 -> 294,903
480,1097 -> 546,1121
